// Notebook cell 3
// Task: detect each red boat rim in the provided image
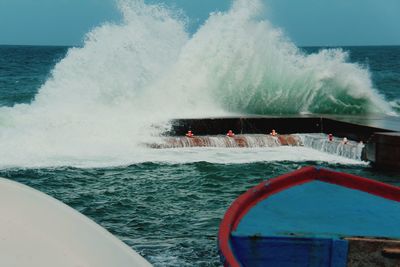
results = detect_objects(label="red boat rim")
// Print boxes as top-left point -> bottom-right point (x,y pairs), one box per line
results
218,166 -> 400,267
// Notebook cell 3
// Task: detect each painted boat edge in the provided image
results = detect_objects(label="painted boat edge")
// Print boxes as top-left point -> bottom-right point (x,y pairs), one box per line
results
218,166 -> 400,267
0,177 -> 152,267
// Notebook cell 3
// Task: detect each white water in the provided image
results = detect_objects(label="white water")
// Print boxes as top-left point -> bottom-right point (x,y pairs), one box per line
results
0,147 -> 366,169
151,135 -> 292,148
151,134 -> 364,161
300,134 -> 365,161
0,0 -> 391,168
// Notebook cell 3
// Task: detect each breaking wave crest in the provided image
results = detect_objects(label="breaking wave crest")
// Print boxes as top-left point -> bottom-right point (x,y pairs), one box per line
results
0,0 -> 394,167
174,0 -> 393,115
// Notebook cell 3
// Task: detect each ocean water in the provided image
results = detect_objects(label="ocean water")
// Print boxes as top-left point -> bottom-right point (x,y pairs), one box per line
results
0,0 -> 400,266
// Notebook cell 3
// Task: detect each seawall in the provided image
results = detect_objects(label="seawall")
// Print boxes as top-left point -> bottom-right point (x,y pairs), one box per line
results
168,115 -> 400,170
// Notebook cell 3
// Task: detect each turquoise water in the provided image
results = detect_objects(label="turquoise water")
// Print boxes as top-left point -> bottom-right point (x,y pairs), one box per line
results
0,1 -> 400,265
1,45 -> 399,112
0,45 -> 67,106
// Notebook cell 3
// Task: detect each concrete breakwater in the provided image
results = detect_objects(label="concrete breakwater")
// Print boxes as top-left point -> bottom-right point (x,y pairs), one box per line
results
149,134 -> 301,149
163,116 -> 400,169
149,133 -> 364,161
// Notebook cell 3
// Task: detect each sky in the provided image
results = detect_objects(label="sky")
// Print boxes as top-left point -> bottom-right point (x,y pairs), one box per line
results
0,0 -> 399,46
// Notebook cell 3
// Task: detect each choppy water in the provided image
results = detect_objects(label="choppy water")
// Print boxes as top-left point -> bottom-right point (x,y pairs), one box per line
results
0,45 -> 67,106
0,162 -> 398,267
0,0 -> 400,266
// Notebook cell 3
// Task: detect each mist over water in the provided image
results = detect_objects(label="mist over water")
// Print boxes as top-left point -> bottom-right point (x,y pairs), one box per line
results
0,0 -> 395,168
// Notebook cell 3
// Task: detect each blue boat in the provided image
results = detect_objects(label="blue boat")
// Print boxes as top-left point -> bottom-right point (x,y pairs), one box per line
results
218,166 -> 400,267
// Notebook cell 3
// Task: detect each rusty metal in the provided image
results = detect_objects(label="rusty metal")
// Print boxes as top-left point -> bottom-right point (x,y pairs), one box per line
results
346,237 -> 400,267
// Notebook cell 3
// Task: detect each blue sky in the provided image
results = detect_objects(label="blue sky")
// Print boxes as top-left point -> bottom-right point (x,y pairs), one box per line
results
0,0 -> 399,46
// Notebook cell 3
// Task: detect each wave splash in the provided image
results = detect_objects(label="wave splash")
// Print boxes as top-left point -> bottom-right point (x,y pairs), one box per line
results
0,0 -> 394,167
178,0 -> 393,115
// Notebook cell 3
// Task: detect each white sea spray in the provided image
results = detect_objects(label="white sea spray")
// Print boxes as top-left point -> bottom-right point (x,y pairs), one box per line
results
0,0 -> 392,168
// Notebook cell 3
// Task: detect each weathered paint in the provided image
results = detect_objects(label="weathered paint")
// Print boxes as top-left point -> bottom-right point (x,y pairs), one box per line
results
234,181 -> 400,239
230,236 -> 348,267
218,166 -> 400,267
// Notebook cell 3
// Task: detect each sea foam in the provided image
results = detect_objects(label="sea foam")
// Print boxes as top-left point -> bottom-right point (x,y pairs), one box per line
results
0,0 -> 393,168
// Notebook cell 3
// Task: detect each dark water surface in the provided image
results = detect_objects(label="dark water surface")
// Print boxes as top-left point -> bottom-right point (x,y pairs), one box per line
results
0,45 -> 68,106
0,162 -> 399,266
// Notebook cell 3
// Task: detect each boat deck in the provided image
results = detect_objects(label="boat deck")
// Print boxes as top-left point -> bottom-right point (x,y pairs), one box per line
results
234,180 -> 400,239
218,167 -> 400,267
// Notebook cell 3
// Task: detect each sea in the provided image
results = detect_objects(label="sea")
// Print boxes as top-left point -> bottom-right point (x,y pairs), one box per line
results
0,1 -> 400,266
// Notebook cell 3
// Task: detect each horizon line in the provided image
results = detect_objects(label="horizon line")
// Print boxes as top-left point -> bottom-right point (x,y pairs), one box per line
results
1,43 -> 400,48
